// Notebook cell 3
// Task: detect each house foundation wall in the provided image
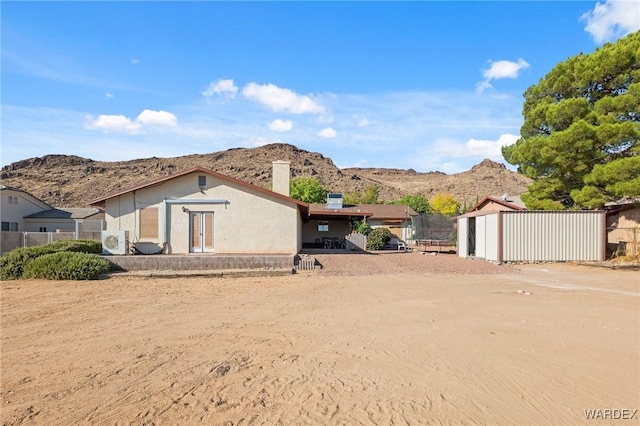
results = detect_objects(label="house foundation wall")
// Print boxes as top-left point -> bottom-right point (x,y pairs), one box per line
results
106,254 -> 295,272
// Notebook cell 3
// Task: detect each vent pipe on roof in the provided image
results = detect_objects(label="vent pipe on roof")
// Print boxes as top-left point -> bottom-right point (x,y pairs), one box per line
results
272,161 -> 291,197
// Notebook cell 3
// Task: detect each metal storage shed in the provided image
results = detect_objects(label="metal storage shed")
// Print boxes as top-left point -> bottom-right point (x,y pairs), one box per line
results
457,210 -> 606,262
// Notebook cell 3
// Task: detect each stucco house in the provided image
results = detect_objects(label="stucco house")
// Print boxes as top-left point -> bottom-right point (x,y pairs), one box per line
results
1,186 -> 106,254
468,194 -> 526,213
88,162 -> 418,255
1,185 -> 104,233
1,185 -> 52,231
89,161 -> 309,255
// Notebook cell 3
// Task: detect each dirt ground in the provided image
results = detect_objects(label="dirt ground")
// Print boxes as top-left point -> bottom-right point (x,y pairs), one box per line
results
1,251 -> 638,425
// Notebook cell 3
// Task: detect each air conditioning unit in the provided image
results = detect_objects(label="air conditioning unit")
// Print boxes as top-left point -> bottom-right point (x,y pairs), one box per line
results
102,230 -> 129,255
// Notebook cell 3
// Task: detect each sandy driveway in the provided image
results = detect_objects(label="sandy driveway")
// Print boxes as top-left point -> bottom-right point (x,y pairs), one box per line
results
1,252 -> 638,425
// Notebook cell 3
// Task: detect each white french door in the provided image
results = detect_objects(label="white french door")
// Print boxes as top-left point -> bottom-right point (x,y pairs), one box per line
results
190,212 -> 214,253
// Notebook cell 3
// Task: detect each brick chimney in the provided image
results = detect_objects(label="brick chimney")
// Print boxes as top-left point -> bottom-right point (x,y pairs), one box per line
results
272,160 -> 290,197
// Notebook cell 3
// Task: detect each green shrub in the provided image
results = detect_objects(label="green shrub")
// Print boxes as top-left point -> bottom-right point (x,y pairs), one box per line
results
48,239 -> 102,254
356,220 -> 372,236
0,246 -> 58,280
366,227 -> 394,251
0,239 -> 103,280
22,252 -> 113,280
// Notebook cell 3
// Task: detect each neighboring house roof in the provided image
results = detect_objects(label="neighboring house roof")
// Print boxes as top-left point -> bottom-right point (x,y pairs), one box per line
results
24,208 -> 104,220
604,201 -> 640,215
0,185 -> 53,209
470,195 -> 526,212
309,204 -> 417,221
88,166 -> 309,213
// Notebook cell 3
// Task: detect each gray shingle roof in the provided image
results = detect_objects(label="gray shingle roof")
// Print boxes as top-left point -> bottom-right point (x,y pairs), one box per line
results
24,208 -> 103,219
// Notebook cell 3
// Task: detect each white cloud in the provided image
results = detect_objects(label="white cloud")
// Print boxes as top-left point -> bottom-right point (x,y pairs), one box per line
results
434,133 -> 519,160
104,93 -> 114,99
477,59 -> 530,93
86,109 -> 178,134
483,59 -> 530,80
475,81 -> 493,93
202,79 -> 238,99
85,114 -> 142,134
131,57 -> 141,65
466,133 -> 519,156
136,109 -> 178,127
242,82 -> 325,114
318,127 -> 337,138
580,0 -> 640,43
268,119 -> 293,132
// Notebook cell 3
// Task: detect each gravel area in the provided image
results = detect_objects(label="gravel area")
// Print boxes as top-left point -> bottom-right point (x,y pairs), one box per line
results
305,249 -> 515,276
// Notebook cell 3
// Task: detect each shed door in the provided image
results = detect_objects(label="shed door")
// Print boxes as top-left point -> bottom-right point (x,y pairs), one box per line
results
190,212 -> 214,253
475,216 -> 486,259
468,217 -> 476,256
458,218 -> 468,258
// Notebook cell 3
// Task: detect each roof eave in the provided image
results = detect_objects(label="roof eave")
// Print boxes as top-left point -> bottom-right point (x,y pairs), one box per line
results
88,166 -> 309,211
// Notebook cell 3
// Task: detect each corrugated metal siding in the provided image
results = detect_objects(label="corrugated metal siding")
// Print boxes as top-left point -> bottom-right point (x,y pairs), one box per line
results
458,217 -> 468,258
502,211 -> 604,262
485,213 -> 499,262
476,216 -> 486,259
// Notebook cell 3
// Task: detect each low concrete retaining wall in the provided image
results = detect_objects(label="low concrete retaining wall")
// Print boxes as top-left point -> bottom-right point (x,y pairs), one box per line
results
105,254 -> 295,272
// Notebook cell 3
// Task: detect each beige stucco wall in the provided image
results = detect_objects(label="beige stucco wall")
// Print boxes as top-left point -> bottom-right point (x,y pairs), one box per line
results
104,172 -> 302,254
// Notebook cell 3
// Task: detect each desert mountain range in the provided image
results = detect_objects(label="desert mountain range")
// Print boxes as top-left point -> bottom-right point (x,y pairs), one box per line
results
0,143 -> 531,208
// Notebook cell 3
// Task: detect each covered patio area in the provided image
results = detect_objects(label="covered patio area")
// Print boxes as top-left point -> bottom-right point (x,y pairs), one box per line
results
302,207 -> 371,251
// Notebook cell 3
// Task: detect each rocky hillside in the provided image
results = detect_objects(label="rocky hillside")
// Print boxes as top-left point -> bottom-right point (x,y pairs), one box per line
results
0,143 -> 531,207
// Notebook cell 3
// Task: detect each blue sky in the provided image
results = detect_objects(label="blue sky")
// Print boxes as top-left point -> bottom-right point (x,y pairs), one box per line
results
2,1 -> 639,173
